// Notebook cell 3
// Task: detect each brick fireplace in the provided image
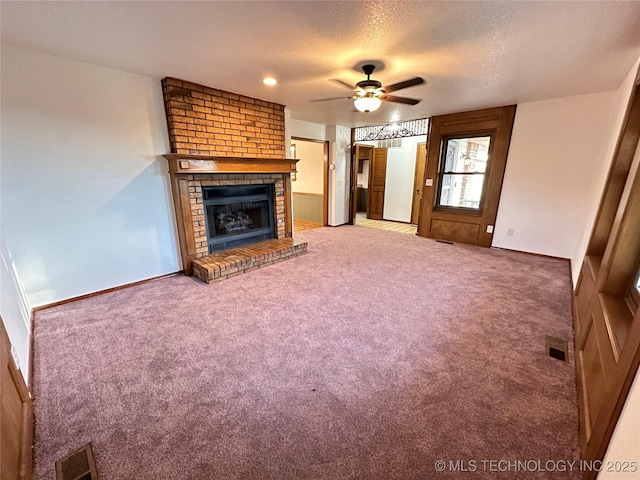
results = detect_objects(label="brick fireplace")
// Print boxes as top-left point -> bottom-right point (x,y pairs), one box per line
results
161,78 -> 306,280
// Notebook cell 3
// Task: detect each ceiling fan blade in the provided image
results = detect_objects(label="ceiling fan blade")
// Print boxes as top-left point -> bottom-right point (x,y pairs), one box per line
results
381,95 -> 421,106
310,96 -> 352,103
383,77 -> 425,93
330,78 -> 355,90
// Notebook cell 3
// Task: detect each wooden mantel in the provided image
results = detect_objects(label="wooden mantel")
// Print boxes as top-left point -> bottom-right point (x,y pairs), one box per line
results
163,154 -> 299,175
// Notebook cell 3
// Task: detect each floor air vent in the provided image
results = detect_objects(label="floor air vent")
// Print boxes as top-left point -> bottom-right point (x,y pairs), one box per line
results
55,443 -> 99,480
546,336 -> 569,362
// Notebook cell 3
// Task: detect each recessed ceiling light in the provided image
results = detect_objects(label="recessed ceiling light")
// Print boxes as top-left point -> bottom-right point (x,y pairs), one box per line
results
263,77 -> 277,86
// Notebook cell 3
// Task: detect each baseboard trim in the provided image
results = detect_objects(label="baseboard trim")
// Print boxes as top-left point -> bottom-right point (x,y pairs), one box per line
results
28,310 -> 34,392
32,272 -> 181,313
490,246 -> 570,263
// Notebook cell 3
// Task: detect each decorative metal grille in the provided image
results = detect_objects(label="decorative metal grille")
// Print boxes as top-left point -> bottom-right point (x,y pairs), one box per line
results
354,118 -> 429,141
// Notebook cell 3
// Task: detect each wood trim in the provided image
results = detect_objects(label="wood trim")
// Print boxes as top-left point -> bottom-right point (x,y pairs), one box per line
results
291,192 -> 324,197
349,128 -> 356,225
163,154 -> 299,174
490,246 -> 571,263
28,311 -> 34,392
411,142 -> 427,224
1,317 -> 33,480
323,141 -> 329,226
587,78 -> 640,261
351,144 -> 374,222
31,272 -> 180,312
367,147 -> 388,220
572,62 -> 640,480
284,176 -> 293,237
581,307 -> 640,480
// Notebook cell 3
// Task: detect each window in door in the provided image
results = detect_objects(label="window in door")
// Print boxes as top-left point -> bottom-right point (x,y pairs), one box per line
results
436,135 -> 491,211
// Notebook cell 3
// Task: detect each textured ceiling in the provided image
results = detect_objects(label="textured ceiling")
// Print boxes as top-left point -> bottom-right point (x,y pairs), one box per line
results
2,1 -> 640,128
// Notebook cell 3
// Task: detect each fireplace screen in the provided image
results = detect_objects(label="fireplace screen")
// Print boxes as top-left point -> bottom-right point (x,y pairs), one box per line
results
203,184 -> 275,253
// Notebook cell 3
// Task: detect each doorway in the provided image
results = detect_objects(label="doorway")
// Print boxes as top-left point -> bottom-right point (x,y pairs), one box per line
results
351,134 -> 427,230
352,144 -> 374,220
411,142 -> 427,224
417,105 -> 517,247
291,137 -> 329,229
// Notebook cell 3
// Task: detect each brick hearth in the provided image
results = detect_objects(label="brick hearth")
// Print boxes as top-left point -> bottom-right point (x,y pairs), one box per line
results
192,238 -> 307,284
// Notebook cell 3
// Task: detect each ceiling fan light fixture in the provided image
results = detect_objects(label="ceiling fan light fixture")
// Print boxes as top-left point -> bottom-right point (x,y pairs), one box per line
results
354,95 -> 382,113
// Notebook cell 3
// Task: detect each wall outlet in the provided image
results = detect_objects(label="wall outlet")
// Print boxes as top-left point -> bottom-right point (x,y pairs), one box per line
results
486,225 -> 494,234
507,228 -> 515,236
337,180 -> 343,187
425,179 -> 434,187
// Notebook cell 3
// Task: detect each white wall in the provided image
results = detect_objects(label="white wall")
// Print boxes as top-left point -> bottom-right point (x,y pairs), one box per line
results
1,233 -> 32,383
291,140 -> 324,194
360,136 -> 426,223
599,372 -> 640,479
289,118 -> 327,141
1,44 -> 181,313
384,136 -> 424,223
327,124 -> 351,226
571,58 -> 640,284
493,91 -> 616,268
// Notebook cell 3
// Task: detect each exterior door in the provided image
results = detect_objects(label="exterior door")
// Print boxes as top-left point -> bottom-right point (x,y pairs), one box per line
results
1,319 -> 33,480
411,142 -> 427,224
367,147 -> 388,220
417,105 -> 516,247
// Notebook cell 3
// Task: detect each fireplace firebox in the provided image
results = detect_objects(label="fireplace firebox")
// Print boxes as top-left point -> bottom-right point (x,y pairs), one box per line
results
203,184 -> 275,253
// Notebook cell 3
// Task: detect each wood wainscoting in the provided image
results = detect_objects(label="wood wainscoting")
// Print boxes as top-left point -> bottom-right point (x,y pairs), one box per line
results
292,192 -> 324,224
1,318 -> 33,480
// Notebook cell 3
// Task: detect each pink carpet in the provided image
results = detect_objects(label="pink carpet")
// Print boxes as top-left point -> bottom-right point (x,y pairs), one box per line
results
33,225 -> 579,479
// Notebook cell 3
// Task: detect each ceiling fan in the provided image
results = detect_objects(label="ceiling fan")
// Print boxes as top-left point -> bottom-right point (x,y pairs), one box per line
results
312,64 -> 425,112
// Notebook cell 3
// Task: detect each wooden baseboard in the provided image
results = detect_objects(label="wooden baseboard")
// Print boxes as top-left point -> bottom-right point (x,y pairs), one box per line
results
32,272 -> 181,313
28,310 -> 34,392
490,246 -> 571,263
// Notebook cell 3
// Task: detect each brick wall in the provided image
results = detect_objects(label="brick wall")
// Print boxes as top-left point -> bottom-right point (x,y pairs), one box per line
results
162,77 -> 285,158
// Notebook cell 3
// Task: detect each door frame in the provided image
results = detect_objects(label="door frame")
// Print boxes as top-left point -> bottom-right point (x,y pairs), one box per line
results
1,317 -> 33,480
291,136 -> 330,226
411,142 -> 427,225
349,143 -> 375,223
367,147 -> 388,220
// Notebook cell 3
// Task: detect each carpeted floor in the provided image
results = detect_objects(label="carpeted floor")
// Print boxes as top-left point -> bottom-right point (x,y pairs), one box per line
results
33,225 -> 579,479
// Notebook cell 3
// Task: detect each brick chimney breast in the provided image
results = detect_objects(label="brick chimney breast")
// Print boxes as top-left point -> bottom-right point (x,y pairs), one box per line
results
162,77 -> 285,158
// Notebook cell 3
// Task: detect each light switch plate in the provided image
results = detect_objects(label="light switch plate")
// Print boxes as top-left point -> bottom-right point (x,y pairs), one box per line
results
486,225 -> 494,234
